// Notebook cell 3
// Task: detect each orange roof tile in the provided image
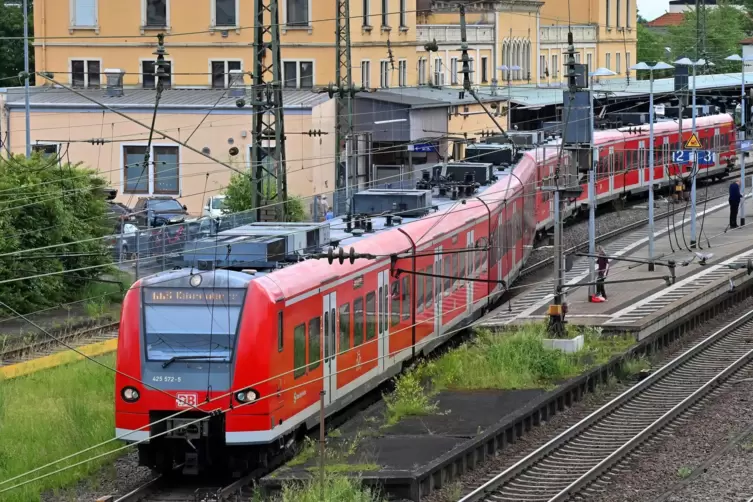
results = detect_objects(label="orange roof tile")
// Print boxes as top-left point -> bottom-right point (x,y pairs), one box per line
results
646,12 -> 684,27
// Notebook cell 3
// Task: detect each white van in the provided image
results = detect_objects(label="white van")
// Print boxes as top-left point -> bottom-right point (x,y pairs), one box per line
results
203,195 -> 228,219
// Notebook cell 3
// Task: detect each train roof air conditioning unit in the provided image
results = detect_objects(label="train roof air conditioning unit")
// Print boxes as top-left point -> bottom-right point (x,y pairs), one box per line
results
352,189 -> 432,218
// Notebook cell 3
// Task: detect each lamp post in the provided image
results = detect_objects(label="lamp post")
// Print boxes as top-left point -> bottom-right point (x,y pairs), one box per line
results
23,0 -> 30,157
498,65 -> 521,131
631,61 -> 674,268
674,57 -> 712,247
725,53 -> 752,226
587,67 -> 616,298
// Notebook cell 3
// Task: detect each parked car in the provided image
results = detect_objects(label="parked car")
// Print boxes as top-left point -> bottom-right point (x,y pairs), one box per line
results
106,201 -> 135,232
133,196 -> 189,228
107,223 -> 140,260
202,195 -> 229,219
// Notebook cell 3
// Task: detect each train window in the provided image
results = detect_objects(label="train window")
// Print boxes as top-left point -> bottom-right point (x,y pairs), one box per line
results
354,297 -> 364,347
324,311 -> 330,358
339,303 -> 351,353
443,256 -> 451,292
461,246 -> 468,282
417,273 -> 425,313
278,311 -> 284,352
308,317 -> 321,370
377,285 -> 383,334
293,323 -> 306,378
453,252 -> 459,289
391,281 -> 401,326
366,292 -> 376,341
425,265 -> 434,308
402,275 -> 410,320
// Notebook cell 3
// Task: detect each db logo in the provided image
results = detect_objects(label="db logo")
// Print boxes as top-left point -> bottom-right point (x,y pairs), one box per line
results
176,393 -> 198,408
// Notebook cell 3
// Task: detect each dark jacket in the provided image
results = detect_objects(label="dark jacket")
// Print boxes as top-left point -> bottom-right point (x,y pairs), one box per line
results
730,182 -> 742,203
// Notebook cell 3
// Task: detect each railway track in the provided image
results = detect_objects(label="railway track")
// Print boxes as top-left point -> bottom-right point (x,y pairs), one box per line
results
0,321 -> 119,366
459,307 -> 753,502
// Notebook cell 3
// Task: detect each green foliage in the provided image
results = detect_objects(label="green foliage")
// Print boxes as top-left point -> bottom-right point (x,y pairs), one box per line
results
383,324 -> 638,425
223,172 -> 307,222
0,354 -> 119,502
277,475 -> 385,502
0,2 -> 34,84
636,24 -> 672,80
677,466 -> 693,479
0,154 -> 113,313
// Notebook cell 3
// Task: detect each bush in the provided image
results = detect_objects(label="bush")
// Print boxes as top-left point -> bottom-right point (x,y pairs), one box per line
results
224,172 -> 307,222
0,154 -> 113,313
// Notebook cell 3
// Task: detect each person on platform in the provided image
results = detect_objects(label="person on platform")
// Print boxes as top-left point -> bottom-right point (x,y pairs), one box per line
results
596,246 -> 609,301
729,180 -> 741,229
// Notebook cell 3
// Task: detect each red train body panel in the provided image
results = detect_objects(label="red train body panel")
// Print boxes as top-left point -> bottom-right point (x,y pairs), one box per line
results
115,114 -> 736,472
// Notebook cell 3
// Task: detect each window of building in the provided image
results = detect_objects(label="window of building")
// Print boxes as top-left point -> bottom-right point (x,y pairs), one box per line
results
123,145 -> 180,195
365,292 -> 376,341
293,323 -> 306,378
434,58 -> 443,86
626,0 -> 631,27
469,58 -> 475,83
71,59 -> 100,88
141,60 -> 172,89
398,59 -> 407,86
418,58 -> 427,85
616,0 -> 621,26
32,144 -> 59,157
339,303 -> 350,353
308,317 -> 320,370
587,53 -> 593,73
626,52 -> 631,74
362,0 -> 369,26
286,0 -> 309,26
145,0 -> 167,27
451,57 -> 458,84
72,0 -> 97,27
354,297 -> 364,346
606,53 -> 611,71
481,56 -> 488,83
605,0 -> 611,27
211,60 -> 242,88
616,53 -> 621,74
214,0 -> 237,26
575,53 -> 581,63
540,55 -> 546,78
399,0 -> 406,27
551,55 -> 558,78
283,60 -> 314,88
361,60 -> 371,88
381,0 -> 388,26
380,60 -> 390,88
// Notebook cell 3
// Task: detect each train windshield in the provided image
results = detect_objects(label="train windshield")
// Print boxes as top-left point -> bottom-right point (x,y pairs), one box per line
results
142,287 -> 246,362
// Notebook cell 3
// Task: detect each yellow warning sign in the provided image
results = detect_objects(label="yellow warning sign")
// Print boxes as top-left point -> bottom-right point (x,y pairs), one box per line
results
684,133 -> 702,149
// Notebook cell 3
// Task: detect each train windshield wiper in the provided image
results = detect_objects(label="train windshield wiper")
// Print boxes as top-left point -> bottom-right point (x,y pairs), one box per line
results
161,355 -> 228,368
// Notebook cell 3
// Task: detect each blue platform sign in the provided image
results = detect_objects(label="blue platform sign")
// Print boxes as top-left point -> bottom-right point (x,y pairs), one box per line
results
408,143 -> 436,153
671,150 -> 715,165
740,139 -> 752,152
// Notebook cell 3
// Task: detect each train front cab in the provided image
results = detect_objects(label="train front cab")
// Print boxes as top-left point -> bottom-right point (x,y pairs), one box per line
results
115,269 -> 270,475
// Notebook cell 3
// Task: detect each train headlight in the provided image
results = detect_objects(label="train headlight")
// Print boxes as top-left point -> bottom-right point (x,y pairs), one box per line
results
190,274 -> 202,287
235,388 -> 259,404
121,387 -> 140,402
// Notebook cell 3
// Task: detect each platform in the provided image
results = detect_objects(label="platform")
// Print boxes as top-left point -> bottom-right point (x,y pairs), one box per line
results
481,194 -> 753,339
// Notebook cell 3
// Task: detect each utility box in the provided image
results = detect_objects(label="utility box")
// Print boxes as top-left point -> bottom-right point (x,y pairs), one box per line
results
562,91 -> 592,145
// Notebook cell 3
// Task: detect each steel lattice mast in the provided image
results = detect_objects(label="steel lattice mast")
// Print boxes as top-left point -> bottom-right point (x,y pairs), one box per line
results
334,0 -> 354,215
252,0 -> 287,221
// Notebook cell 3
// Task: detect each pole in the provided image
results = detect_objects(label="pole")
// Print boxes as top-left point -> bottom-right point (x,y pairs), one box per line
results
741,61 -> 747,226
690,62 -> 697,246
648,69 -> 656,266
507,73 -> 512,131
345,135 -> 352,212
319,390 -> 326,500
23,0 -> 31,157
588,77 -> 596,298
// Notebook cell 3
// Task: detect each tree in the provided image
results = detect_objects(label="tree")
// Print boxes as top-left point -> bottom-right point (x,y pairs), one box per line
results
635,24 -> 673,79
223,172 -> 306,222
0,154 -> 111,312
0,2 -> 34,84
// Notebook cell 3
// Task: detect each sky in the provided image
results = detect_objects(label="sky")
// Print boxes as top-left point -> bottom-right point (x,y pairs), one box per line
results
638,0 -> 670,21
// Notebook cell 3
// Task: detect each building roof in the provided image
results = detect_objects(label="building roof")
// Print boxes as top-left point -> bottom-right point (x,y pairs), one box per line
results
0,86 -> 329,110
360,86 -> 505,109
669,0 -> 716,4
646,12 -> 684,27
491,71 -> 753,108
741,37 -> 753,45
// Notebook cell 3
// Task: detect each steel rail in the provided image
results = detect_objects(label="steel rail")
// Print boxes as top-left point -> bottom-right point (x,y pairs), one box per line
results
458,307 -> 753,502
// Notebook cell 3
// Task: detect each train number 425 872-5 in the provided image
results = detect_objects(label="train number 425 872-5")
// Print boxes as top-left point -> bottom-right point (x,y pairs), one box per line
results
152,375 -> 182,383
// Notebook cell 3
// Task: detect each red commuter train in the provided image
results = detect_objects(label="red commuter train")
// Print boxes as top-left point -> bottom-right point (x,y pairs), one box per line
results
114,113 -> 735,474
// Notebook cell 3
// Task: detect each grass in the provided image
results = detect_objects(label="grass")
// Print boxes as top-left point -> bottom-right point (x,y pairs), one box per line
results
82,274 -> 132,318
677,466 -> 693,478
0,354 -> 119,502
285,431 -> 379,474
251,474 -> 385,502
384,323 -> 639,425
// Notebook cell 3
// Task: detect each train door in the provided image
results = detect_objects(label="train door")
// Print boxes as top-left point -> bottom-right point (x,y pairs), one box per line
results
608,147 -> 615,195
497,215 -> 503,286
322,292 -> 337,406
638,141 -> 645,186
434,246 -> 443,335
466,231 -> 474,311
377,270 -> 390,372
